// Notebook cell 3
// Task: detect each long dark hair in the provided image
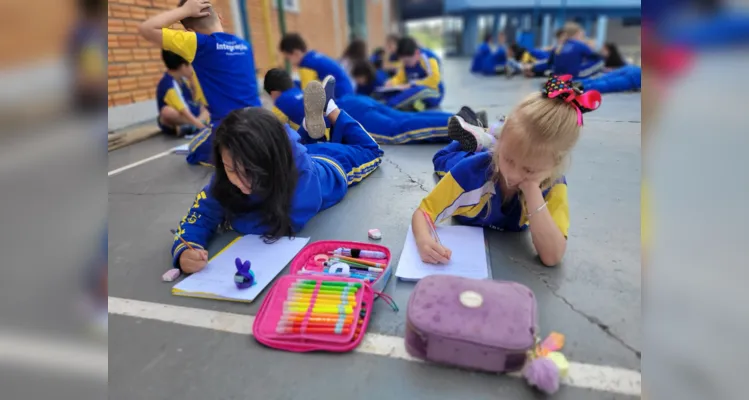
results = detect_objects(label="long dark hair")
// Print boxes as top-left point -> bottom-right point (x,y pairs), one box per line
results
603,42 -> 626,68
211,107 -> 298,242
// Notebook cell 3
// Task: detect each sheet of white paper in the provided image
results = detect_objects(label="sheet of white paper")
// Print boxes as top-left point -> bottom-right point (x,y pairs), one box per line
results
172,143 -> 190,154
173,235 -> 309,302
396,224 -> 490,281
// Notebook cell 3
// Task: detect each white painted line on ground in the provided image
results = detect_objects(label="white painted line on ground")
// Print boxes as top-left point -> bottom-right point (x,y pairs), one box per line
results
0,330 -> 107,380
108,148 -> 176,177
109,297 -> 641,396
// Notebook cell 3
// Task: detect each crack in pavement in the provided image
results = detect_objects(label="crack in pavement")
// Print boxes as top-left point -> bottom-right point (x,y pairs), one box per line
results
511,257 -> 641,359
384,158 -> 430,193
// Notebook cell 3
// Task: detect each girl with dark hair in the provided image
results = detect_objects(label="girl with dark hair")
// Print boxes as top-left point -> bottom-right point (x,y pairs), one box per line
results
171,77 -> 383,273
601,42 -> 627,69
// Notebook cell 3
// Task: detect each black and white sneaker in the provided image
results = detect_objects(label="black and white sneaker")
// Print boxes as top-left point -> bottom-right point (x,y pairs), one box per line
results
448,115 -> 495,152
456,106 -> 481,127
303,75 -> 336,139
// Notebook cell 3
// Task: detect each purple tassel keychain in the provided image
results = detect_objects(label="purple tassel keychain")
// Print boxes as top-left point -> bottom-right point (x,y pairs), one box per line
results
234,258 -> 255,289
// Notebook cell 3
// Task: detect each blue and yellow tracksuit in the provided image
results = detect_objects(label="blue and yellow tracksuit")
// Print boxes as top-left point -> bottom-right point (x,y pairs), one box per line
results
420,141 -> 569,236
162,28 -> 262,166
471,43 -> 493,73
356,69 -> 389,97
579,65 -> 642,94
386,47 -> 445,110
155,72 -> 207,134
481,46 -> 507,75
521,49 -> 553,76
271,87 -> 451,144
171,110 -> 383,267
552,39 -> 605,79
299,50 -> 355,99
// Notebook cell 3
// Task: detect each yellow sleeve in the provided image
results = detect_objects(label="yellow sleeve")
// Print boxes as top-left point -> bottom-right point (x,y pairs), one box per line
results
387,65 -> 407,86
271,106 -> 289,125
521,52 -> 535,64
541,183 -> 570,237
298,68 -> 319,89
414,58 -> 441,90
189,74 -> 207,107
164,88 -> 187,111
162,28 -> 198,63
418,172 -> 492,223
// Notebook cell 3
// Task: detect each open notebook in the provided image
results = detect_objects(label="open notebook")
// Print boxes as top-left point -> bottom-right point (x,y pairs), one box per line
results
395,224 -> 491,281
172,235 -> 309,303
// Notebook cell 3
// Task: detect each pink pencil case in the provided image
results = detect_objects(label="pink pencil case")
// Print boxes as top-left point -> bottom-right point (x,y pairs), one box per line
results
288,240 -> 393,293
405,275 -> 538,372
253,240 -> 393,352
253,275 -> 374,352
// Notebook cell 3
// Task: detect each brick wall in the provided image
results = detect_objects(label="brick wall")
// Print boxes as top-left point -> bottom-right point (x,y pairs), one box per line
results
366,0 -> 385,52
107,0 -> 236,107
3,0 -> 75,67
108,0 -> 393,109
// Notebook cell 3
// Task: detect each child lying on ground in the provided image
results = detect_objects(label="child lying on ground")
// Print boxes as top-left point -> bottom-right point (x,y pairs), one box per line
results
265,68 -> 469,144
411,75 -> 602,266
173,78 -> 383,272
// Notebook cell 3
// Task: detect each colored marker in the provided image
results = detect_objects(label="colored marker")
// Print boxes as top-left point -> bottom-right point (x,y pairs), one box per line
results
280,316 -> 353,324
327,255 -> 385,269
277,326 -> 352,335
332,248 -> 387,259
296,280 -> 363,288
285,305 -> 354,314
284,300 -> 354,309
287,293 -> 356,302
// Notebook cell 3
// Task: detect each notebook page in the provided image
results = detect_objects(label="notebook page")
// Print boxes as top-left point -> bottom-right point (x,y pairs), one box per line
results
396,225 -> 490,281
173,235 -> 309,302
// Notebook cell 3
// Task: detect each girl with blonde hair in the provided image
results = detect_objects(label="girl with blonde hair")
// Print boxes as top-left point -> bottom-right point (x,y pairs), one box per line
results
411,75 -> 601,266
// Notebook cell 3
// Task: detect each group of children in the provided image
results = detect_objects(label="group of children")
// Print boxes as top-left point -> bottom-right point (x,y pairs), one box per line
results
471,21 -> 642,94
138,0 -> 603,273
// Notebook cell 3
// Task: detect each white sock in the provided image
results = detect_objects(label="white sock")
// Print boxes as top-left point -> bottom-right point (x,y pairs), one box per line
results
302,118 -> 308,131
325,99 -> 338,116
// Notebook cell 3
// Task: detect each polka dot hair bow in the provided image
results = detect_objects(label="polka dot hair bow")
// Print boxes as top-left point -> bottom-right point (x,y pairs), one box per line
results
541,75 -> 602,126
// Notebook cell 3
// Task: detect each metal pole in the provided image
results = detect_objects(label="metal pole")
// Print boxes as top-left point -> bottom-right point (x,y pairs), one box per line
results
275,0 -> 290,72
561,0 -> 567,23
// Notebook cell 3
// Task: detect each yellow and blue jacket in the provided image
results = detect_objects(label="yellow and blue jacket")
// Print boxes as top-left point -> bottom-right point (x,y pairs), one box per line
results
388,47 -> 445,95
420,152 -> 570,236
156,72 -> 206,118
161,28 -> 261,123
298,50 -> 355,98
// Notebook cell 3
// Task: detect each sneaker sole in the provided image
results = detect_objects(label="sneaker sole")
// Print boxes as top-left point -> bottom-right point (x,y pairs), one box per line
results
303,81 -> 327,139
448,116 -> 478,152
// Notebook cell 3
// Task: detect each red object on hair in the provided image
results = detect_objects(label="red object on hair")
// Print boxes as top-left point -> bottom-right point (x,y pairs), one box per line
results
542,75 -> 602,125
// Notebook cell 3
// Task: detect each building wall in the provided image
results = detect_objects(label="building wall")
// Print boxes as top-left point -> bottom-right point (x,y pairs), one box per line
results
108,0 -> 237,108
108,0 -> 392,127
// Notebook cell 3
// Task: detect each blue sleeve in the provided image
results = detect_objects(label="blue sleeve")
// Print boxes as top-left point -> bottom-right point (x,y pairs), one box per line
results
576,41 -> 600,59
170,184 -> 224,268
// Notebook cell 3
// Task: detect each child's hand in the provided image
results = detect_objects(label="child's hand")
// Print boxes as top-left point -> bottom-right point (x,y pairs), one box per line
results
519,179 -> 543,194
179,248 -> 209,273
417,238 -> 452,264
181,0 -> 212,18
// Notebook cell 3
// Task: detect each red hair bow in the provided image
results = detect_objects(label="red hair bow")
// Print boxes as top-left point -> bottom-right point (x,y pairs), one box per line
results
542,75 -> 602,126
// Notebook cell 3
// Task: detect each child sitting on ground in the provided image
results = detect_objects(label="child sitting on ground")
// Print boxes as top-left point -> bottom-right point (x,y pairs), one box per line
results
385,37 -> 445,110
411,75 -> 602,266
156,50 -> 210,137
551,22 -> 605,79
173,77 -> 383,272
139,0 -> 261,166
351,58 -> 389,97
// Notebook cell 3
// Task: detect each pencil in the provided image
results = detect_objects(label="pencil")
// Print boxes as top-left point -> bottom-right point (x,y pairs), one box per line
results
177,235 -> 196,251
421,209 -> 441,246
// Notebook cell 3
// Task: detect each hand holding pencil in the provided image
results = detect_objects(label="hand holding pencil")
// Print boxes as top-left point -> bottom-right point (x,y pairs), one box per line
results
412,209 -> 452,265
177,236 -> 209,273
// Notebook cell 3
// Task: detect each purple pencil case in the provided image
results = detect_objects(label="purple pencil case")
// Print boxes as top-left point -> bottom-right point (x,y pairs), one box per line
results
405,275 -> 538,373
